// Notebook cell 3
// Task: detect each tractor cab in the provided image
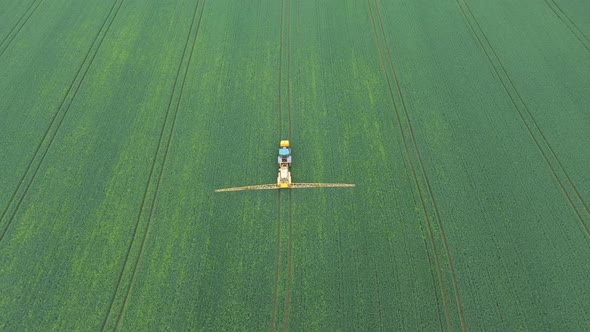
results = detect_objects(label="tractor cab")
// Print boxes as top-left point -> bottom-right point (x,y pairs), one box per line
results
278,140 -> 292,165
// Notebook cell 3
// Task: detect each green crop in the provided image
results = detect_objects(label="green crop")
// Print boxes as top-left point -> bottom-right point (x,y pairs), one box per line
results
0,0 -> 589,330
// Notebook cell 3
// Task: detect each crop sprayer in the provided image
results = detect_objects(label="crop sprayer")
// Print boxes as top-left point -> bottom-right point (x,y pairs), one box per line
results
215,140 -> 355,192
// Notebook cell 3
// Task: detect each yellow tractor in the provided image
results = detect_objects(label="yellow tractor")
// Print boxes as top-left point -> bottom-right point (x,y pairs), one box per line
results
277,140 -> 292,188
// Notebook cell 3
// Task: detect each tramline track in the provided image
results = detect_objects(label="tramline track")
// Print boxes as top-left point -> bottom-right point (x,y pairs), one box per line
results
271,1 -> 289,330
213,1 -> 353,330
99,1 -> 207,330
0,0 -> 46,58
366,0 -> 456,330
0,0 -> 126,243
274,1 -> 295,330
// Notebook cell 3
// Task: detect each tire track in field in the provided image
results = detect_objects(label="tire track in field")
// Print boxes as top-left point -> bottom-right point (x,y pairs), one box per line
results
99,1 -> 207,330
282,0 -> 294,330
271,0 -> 291,330
374,268 -> 384,332
271,0 -> 286,329
286,0 -> 293,141
0,0 -> 45,59
271,190 -> 283,332
372,1 -> 468,330
283,189 -> 293,332
366,0 -> 454,331
0,0 -> 37,46
544,0 -> 590,53
0,0 -> 125,243
455,0 -> 590,237
277,0 -> 285,139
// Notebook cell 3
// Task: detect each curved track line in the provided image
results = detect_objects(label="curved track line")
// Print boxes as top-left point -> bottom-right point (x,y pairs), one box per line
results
550,0 -> 590,43
463,0 -> 590,219
113,4 -> 207,329
99,1 -> 205,330
366,0 -> 450,330
0,0 -> 125,242
0,0 -> 45,58
456,0 -> 590,237
544,0 -> 590,53
421,233 -> 446,332
372,1 -> 467,330
0,0 -> 40,50
271,191 -> 283,332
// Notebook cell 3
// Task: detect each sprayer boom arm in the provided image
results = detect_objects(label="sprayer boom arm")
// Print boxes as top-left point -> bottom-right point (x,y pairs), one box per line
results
289,183 -> 355,189
215,182 -> 355,192
215,184 -> 279,192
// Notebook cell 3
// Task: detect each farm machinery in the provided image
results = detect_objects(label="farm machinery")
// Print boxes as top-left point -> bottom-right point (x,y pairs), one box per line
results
215,140 -> 354,192
277,140 -> 292,188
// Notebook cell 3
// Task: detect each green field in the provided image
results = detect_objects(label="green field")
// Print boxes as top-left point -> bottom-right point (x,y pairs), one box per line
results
1,0 -> 589,330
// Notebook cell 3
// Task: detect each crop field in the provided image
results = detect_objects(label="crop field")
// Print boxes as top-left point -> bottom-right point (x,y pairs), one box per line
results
1,0 -> 589,330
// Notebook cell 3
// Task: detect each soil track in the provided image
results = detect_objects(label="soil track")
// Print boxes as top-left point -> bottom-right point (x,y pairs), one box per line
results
270,190 -> 283,332
0,0 -> 125,243
371,1 -> 468,329
272,0 -> 287,330
544,0 -> 590,53
455,0 -> 590,237
367,0 -> 455,330
278,0 -> 285,139
0,0 -> 46,58
272,0 -> 294,330
99,1 -> 207,330
283,189 -> 293,332
282,1 -> 293,330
